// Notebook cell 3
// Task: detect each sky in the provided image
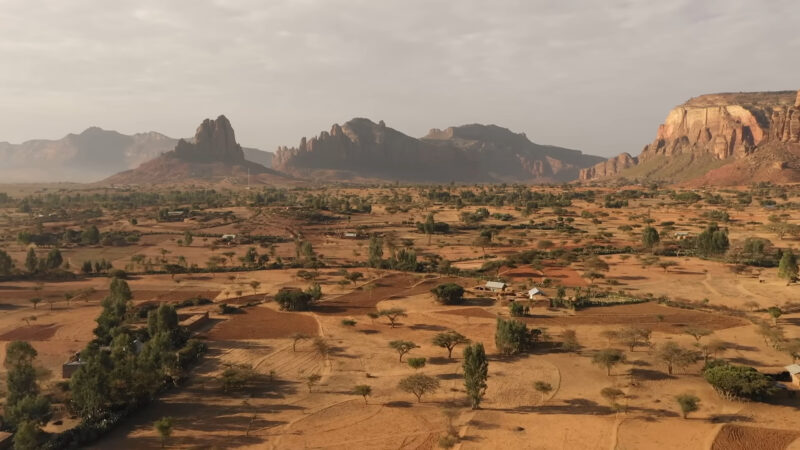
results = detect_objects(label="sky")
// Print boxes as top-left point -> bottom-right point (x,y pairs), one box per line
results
1,0 -> 799,157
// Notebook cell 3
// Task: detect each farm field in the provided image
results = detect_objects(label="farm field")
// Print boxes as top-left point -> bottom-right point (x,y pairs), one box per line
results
0,183 -> 799,449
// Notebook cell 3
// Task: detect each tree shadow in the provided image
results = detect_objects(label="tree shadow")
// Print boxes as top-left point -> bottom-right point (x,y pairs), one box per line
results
436,373 -> 462,381
630,368 -> 675,381
709,414 -> 754,423
463,297 -> 496,307
509,398 -> 613,415
409,323 -> 448,331
384,401 -> 413,408
427,356 -> 454,365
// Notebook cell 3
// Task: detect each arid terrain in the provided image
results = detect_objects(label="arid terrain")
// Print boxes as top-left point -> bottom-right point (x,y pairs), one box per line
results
0,182 -> 799,449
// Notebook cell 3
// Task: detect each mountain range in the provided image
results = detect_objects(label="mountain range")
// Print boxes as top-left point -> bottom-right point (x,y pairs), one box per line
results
0,125 -> 273,183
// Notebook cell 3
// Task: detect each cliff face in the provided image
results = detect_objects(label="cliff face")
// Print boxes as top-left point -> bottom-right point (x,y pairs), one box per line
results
172,115 -> 245,163
273,119 -> 602,182
580,90 -> 800,182
579,153 -> 637,180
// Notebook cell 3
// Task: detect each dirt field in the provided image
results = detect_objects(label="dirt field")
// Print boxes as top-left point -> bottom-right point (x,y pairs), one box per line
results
1,184 -> 799,448
206,304 -> 319,340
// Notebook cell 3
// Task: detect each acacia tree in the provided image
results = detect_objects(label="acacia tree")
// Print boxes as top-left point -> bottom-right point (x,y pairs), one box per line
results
463,343 -> 488,409
154,416 -> 173,448
432,330 -> 470,359
642,226 -> 660,249
353,385 -> 372,405
398,373 -> 439,402
389,340 -> 419,362
378,308 -> 407,328
655,342 -> 700,375
684,327 -> 713,343
592,349 -> 626,376
534,381 -> 553,405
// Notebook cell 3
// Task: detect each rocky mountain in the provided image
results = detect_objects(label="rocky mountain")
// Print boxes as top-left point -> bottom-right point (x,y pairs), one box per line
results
273,119 -> 603,182
102,115 -> 283,185
0,121 -> 273,183
580,90 -> 800,184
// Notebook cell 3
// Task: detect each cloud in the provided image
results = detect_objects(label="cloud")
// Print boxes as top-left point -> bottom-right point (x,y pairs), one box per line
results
0,0 -> 797,157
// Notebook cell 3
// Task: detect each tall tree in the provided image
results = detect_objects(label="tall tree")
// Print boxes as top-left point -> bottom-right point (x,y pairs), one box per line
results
463,343 -> 488,409
641,226 -> 660,249
778,250 -> 798,281
0,249 -> 14,276
24,248 -> 37,274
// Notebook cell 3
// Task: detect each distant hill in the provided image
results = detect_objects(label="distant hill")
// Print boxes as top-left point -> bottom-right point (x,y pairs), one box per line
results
580,90 -> 800,185
0,125 -> 273,183
273,118 -> 603,183
101,116 -> 287,186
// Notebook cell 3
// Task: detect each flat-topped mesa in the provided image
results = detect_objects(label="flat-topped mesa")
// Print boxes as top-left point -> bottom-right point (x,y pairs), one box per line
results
172,115 -> 245,163
581,89 -> 800,182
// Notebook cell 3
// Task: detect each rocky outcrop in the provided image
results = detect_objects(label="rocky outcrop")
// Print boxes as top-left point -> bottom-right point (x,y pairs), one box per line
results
102,115 -> 279,185
579,153 -> 637,180
172,115 -> 245,163
273,119 -> 603,183
581,90 -> 800,182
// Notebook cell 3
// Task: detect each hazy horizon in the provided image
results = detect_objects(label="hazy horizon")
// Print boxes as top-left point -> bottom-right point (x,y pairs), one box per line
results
2,0 -> 799,157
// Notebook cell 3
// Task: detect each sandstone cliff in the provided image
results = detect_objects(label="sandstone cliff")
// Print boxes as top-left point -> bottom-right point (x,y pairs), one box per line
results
172,115 -> 245,163
580,90 -> 800,183
273,119 -> 602,183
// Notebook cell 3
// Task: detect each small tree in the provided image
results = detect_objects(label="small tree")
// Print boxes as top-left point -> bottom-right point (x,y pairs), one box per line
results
592,349 -> 626,376
290,332 -> 310,352
305,373 -> 322,392
533,381 -> 553,404
14,420 -> 41,450
345,271 -> 364,286
312,337 -> 331,357
783,338 -> 800,364
767,306 -> 782,325
389,340 -> 419,362
378,308 -> 407,328
617,327 -> 652,352
778,250 -> 798,281
462,343 -> 488,409
600,387 -> 625,409
642,226 -> 660,249
675,394 -> 700,419
353,384 -> 372,405
28,298 -> 41,310
398,373 -> 440,402
432,330 -> 470,359
655,342 -> 700,375
561,329 -> 580,353
494,318 -> 531,355
684,327 -> 713,343
249,280 -> 261,295
154,416 -> 173,448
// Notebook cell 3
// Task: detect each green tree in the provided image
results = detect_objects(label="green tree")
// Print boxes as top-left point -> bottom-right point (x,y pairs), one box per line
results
432,330 -> 470,359
600,387 -> 625,409
592,349 -> 626,376
641,226 -> 660,249
353,384 -> 372,405
424,212 -> 436,244
494,318 -> 531,355
398,373 -> 439,402
675,394 -> 700,419
28,298 -> 41,310
561,329 -> 580,353
431,283 -> 465,305
684,327 -> 713,343
368,235 -> 384,267
275,289 -> 315,311
154,416 -> 174,448
24,248 -> 37,274
778,250 -> 798,281
82,225 -> 101,245
45,248 -> 63,270
183,231 -> 193,246
4,341 -> 51,429
389,340 -> 419,362
463,343 -> 488,409
0,249 -> 14,276
13,420 -> 41,450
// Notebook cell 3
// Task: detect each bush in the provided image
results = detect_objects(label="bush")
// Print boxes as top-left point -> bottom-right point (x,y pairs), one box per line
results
218,303 -> 240,314
177,339 -> 208,369
431,283 -> 465,305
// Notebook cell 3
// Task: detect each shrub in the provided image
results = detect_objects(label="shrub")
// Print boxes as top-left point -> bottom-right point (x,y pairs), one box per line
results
494,318 -> 531,355
703,360 -> 776,401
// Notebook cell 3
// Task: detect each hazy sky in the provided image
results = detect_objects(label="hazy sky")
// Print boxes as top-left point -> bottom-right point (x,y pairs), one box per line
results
1,0 -> 798,157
